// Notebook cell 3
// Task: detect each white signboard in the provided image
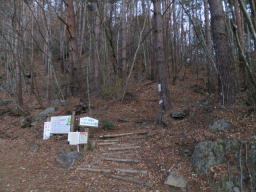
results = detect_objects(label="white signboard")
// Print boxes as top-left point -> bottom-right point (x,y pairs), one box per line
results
80,117 -> 98,127
51,116 -> 71,134
43,122 -> 51,140
68,132 -> 88,145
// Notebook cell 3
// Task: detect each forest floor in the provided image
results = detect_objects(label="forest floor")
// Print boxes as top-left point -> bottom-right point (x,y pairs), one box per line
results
0,68 -> 255,192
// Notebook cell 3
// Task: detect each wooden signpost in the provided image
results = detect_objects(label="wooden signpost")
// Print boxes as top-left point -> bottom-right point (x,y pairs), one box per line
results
69,112 -> 98,152
43,111 -> 98,152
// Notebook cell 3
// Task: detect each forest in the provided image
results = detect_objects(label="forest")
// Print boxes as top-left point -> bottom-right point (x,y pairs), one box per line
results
0,0 -> 256,191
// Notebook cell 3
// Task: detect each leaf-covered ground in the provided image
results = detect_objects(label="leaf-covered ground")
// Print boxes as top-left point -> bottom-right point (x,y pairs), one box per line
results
0,68 -> 255,191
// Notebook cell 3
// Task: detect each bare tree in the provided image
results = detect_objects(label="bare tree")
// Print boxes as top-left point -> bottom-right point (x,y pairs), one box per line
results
121,0 -> 127,78
203,0 -> 215,93
153,0 -> 172,112
208,0 -> 237,105
94,2 -> 101,96
13,0 -> 23,106
65,0 -> 85,97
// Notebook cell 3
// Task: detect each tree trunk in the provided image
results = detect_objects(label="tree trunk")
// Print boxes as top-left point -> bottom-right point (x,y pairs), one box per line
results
153,0 -> 171,112
235,0 -> 247,88
203,0 -> 215,93
121,0 -> 127,78
149,0 -> 157,81
94,2 -> 101,96
65,0 -> 85,97
14,0 -> 23,106
235,0 -> 245,50
208,0 -> 237,105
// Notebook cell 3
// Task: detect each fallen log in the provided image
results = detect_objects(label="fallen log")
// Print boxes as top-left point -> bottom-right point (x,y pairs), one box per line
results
103,157 -> 139,163
76,167 -> 111,173
99,132 -> 147,139
115,168 -> 147,175
77,167 -> 147,175
98,142 -> 117,146
108,146 -> 140,151
109,175 -> 153,188
102,152 -> 137,156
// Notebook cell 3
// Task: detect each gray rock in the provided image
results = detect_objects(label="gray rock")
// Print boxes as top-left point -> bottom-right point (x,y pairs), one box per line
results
192,140 -> 226,174
0,108 -> 9,116
0,99 -> 12,106
51,99 -> 64,107
193,139 -> 256,190
58,146 -> 72,154
164,172 -> 187,189
56,151 -> 83,169
181,148 -> 192,157
171,112 -> 186,119
0,79 -> 16,92
195,99 -> 209,107
209,118 -> 234,132
21,117 -> 31,128
24,71 -> 31,78
192,139 -> 241,174
190,84 -> 206,94
31,107 -> 55,124
232,187 -> 240,192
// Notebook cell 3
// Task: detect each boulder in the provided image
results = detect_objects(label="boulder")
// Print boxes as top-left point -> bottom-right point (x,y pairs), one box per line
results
24,71 -> 31,78
164,172 -> 187,190
21,117 -> 32,128
209,118 -> 234,132
232,187 -> 240,192
0,108 -> 9,116
0,99 -> 12,106
0,79 -> 15,92
31,107 -> 55,124
56,151 -> 83,169
171,112 -> 186,120
51,99 -> 64,107
194,99 -> 209,107
192,140 -> 227,174
190,84 -> 206,94
193,139 -> 256,190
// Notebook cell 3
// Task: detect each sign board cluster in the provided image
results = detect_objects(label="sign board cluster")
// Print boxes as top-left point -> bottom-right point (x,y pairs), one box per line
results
43,116 -> 98,147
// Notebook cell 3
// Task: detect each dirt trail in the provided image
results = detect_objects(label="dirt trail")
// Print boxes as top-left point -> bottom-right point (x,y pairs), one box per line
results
1,71 -> 255,191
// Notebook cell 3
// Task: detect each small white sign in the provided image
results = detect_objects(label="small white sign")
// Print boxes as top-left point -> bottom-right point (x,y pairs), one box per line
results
159,99 -> 163,104
158,84 -> 161,92
68,132 -> 88,145
43,122 -> 51,140
51,116 -> 71,134
80,117 -> 98,127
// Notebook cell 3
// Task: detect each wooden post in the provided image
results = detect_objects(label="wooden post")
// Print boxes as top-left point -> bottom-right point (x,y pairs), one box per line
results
70,111 -> 76,132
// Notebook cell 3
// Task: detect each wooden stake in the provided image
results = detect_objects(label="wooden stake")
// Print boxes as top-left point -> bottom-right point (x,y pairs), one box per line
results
70,111 -> 76,132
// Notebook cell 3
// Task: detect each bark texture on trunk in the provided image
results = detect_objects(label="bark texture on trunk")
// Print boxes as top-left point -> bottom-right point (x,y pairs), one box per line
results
94,2 -> 100,96
14,0 -> 23,106
121,0 -> 127,78
208,0 -> 237,105
203,0 -> 215,93
66,0 -> 84,97
153,0 -> 171,112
